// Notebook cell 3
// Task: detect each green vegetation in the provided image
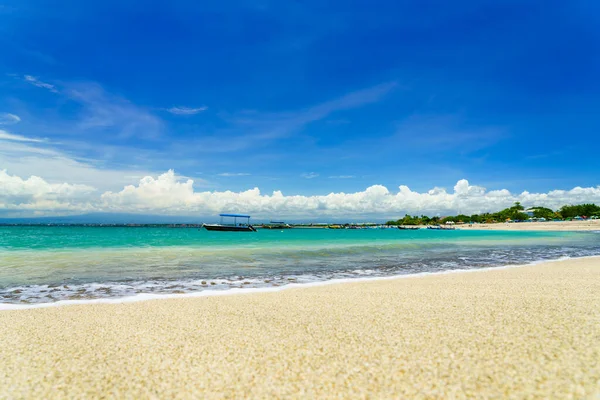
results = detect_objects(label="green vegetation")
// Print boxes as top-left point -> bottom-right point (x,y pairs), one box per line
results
528,207 -> 557,220
385,215 -> 440,226
559,204 -> 600,219
385,202 -> 600,226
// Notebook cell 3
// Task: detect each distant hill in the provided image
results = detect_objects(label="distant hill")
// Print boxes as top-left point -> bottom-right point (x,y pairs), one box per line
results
0,213 -> 205,224
0,212 -> 386,225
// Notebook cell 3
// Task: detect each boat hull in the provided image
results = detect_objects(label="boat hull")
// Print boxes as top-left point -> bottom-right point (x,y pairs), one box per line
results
203,224 -> 256,232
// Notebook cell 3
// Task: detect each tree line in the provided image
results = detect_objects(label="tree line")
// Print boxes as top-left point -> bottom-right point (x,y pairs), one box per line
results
386,203 -> 600,225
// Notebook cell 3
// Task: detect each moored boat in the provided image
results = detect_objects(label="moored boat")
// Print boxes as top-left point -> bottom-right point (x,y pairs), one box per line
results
203,214 -> 257,232
262,221 -> 293,229
426,225 -> 455,230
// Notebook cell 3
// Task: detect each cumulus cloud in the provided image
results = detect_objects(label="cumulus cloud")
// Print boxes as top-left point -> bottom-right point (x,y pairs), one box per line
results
99,172 -> 600,218
166,106 -> 208,115
2,170 -> 600,218
0,113 -> 21,125
0,170 -> 96,215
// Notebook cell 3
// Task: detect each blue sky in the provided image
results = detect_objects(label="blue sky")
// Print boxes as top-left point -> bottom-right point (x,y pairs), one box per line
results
1,1 -> 600,217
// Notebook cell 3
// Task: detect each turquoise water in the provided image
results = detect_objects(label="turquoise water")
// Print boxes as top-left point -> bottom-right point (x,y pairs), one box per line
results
1,226 -> 599,304
0,225 -> 571,250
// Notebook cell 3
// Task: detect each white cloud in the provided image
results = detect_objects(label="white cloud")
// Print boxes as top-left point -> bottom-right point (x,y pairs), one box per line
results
0,113 -> 21,125
99,173 -> 600,218
218,172 -> 251,177
0,170 -> 96,215
301,172 -> 319,179
0,133 -> 162,192
2,170 -> 600,218
24,75 -> 58,93
166,106 -> 208,115
0,129 -> 44,143
329,175 -> 355,179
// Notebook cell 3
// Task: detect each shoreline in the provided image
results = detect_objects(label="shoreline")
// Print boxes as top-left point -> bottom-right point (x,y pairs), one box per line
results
456,220 -> 600,231
1,257 -> 599,398
2,254 -> 599,311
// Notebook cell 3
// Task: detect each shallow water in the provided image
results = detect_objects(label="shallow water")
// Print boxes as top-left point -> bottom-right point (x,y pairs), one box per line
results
1,227 -> 599,304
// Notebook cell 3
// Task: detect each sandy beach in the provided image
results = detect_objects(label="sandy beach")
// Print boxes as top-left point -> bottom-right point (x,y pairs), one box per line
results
1,257 -> 599,398
456,219 -> 600,231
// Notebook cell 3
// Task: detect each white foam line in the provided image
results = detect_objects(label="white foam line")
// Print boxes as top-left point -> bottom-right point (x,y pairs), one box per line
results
1,255 -> 599,311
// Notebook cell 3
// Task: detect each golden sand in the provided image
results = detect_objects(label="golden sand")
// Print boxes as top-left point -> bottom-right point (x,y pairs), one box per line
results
1,258 -> 599,399
456,220 -> 600,231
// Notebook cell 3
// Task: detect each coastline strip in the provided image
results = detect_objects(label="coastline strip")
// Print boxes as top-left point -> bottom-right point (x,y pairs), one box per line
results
1,255 -> 599,311
1,257 -> 599,398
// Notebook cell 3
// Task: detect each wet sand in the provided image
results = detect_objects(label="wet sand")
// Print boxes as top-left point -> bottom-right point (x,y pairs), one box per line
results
1,257 -> 599,398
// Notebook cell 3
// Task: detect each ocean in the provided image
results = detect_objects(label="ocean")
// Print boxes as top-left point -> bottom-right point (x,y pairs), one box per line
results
1,226 -> 599,306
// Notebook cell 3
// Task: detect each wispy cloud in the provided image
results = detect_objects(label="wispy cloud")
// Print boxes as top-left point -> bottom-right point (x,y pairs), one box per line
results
17,75 -> 163,140
217,172 -> 251,177
0,129 -> 44,143
65,82 -> 163,139
329,175 -> 355,179
301,172 -> 319,179
166,106 -> 208,115
3,38 -> 58,65
0,135 -> 172,191
392,114 -> 505,152
325,119 -> 351,125
186,81 -> 397,153
21,49 -> 58,65
23,75 -> 58,93
229,82 -> 396,136
0,113 -> 21,125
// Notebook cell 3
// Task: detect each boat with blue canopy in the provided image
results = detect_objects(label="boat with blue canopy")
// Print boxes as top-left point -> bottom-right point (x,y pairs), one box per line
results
202,214 -> 257,232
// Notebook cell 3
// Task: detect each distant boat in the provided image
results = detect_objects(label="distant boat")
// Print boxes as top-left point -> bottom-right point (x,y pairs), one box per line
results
398,226 -> 420,230
262,221 -> 293,229
203,214 -> 257,232
427,225 -> 455,230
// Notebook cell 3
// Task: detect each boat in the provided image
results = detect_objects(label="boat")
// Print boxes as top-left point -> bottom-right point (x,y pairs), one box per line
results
398,226 -> 420,230
262,221 -> 293,229
427,225 -> 455,230
203,214 -> 257,232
